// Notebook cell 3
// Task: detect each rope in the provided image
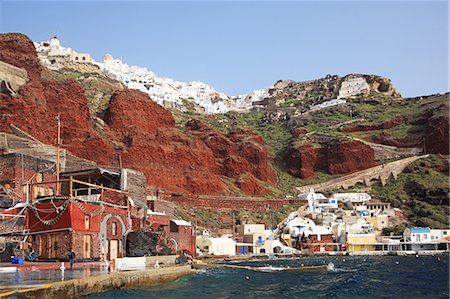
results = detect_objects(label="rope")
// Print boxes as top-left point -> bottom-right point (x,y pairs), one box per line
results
31,200 -> 69,226
74,200 -> 104,217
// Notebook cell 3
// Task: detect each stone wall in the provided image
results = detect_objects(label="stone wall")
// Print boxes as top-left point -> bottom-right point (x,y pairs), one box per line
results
152,198 -> 175,217
163,195 -> 304,212
0,60 -> 28,94
122,168 -> 147,206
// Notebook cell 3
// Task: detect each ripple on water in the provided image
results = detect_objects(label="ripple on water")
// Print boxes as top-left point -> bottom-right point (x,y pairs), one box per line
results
81,256 -> 449,299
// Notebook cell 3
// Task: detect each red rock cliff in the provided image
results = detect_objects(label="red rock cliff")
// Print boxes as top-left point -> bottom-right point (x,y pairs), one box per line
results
284,138 -> 376,179
0,34 -> 115,166
186,119 -> 277,195
0,33 -> 277,196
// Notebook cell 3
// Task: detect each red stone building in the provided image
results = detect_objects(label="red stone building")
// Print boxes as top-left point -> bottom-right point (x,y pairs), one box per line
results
0,152 -> 196,261
168,219 -> 195,255
25,167 -> 147,261
301,233 -> 335,253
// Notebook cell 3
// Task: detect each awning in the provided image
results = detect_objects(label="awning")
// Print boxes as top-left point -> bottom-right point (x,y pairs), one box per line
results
171,219 -> 191,226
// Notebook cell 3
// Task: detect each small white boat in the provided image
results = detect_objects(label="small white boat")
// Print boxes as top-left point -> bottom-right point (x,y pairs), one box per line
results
0,266 -> 17,273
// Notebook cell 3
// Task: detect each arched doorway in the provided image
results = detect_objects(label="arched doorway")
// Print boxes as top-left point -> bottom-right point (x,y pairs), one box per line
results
100,214 -> 127,261
273,246 -> 282,253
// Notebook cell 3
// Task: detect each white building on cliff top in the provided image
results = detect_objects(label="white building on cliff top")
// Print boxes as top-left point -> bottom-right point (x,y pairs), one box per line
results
34,37 -> 272,114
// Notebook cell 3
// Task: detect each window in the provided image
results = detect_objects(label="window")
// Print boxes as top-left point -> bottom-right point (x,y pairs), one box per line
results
112,222 -> 117,236
75,57 -> 79,61
82,57 -> 86,61
84,216 -> 90,230
36,172 -> 43,183
424,234 -> 427,239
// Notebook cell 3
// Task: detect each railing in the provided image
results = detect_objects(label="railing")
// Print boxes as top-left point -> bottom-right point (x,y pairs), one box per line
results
21,176 -> 128,201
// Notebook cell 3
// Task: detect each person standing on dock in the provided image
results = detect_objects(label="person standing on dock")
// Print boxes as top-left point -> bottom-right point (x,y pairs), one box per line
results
68,249 -> 76,270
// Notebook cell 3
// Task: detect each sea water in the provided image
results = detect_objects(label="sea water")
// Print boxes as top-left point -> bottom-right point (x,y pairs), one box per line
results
83,256 -> 449,298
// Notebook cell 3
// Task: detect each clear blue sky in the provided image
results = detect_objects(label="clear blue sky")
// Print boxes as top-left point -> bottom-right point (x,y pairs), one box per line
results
0,1 -> 448,97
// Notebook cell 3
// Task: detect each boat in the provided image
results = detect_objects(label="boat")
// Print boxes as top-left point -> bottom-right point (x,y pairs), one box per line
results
223,264 -> 329,272
192,260 -> 332,272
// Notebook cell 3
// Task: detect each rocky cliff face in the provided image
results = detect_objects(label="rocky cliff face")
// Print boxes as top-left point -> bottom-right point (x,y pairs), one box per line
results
326,139 -> 376,174
284,137 -> 376,179
259,74 -> 401,113
0,33 -> 277,196
186,119 -> 277,195
0,33 -> 116,166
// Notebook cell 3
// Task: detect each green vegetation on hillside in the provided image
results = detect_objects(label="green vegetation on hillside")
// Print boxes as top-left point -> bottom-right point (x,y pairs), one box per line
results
174,203 -> 303,231
40,63 -> 449,230
372,155 -> 449,228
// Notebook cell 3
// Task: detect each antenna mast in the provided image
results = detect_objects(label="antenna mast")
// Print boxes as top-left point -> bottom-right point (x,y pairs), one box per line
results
56,113 -> 61,195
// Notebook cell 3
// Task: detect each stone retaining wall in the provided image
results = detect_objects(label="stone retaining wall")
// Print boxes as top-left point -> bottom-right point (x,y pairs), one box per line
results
165,195 -> 305,212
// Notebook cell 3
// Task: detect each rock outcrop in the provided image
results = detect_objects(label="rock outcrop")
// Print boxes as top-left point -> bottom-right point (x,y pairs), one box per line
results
0,34 -> 116,166
362,74 -> 401,98
425,115 -> 449,155
103,90 -> 228,195
0,33 -> 42,80
284,143 -> 321,180
326,140 -> 376,174
284,138 -> 376,179
0,33 -> 278,196
185,119 -> 277,194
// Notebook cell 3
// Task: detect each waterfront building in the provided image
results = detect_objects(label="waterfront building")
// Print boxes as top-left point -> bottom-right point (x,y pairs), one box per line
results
0,147 -> 196,262
236,242 -> 255,255
237,223 -> 266,246
168,219 -> 195,254
258,239 -> 284,254
403,227 -> 432,243
300,225 -> 334,253
346,233 -> 377,252
196,236 -> 236,256
25,167 -> 147,261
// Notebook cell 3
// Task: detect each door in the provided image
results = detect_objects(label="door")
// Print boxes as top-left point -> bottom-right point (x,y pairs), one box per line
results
110,240 -> 118,260
40,234 -> 47,258
50,234 -> 59,258
83,235 -> 91,259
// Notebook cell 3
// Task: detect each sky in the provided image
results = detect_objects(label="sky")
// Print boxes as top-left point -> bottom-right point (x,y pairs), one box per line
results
0,1 -> 448,97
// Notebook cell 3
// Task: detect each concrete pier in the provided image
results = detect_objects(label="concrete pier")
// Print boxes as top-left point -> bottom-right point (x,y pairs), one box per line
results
0,265 -> 195,298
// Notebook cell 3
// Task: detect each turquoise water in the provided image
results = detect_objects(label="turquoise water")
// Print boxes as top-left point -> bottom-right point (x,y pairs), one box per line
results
83,256 -> 449,299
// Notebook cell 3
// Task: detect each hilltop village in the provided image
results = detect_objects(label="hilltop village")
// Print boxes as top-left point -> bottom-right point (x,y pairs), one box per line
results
0,33 -> 449,269
34,37 -> 375,115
